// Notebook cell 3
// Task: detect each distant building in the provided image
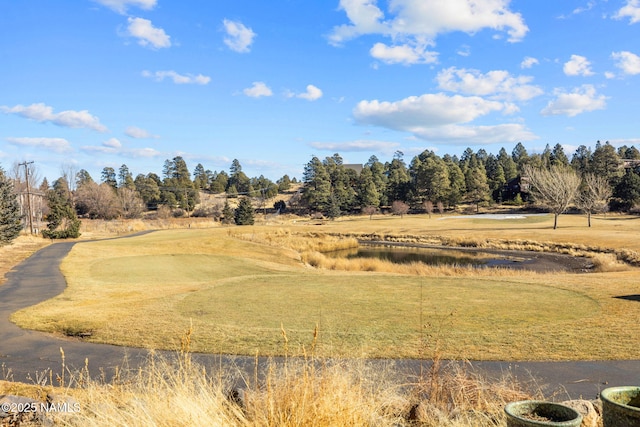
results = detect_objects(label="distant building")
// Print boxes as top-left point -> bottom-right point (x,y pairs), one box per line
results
343,164 -> 363,175
621,159 -> 640,169
502,176 -> 530,201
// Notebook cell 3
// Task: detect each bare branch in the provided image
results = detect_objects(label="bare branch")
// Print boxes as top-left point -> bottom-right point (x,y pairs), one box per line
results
523,165 -> 581,229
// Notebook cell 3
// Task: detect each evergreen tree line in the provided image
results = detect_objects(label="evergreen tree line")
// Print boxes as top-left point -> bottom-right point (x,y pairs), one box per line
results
71,157 -> 295,220
301,141 -> 640,216
3,141 -> 640,244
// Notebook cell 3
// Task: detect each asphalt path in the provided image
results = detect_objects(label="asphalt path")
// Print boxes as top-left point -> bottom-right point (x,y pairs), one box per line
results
1,236 -> 639,400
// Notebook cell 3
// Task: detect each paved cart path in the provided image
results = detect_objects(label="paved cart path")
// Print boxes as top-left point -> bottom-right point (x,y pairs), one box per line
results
1,236 -> 639,400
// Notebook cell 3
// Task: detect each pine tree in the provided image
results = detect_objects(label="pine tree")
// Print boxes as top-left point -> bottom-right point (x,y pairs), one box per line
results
192,163 -> 208,190
221,200 -> 234,224
385,155 -> 411,203
0,167 -> 23,245
465,161 -> 491,212
277,174 -> 292,192
613,169 -> 640,211
591,141 -> 622,186
444,155 -> 466,207
302,156 -> 331,212
42,178 -> 81,239
101,167 -> 118,190
234,197 -> 254,225
325,192 -> 341,220
118,164 -> 135,189
357,167 -> 380,208
161,156 -> 199,211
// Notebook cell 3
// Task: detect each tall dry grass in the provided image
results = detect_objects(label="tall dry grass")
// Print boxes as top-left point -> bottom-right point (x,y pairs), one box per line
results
7,328 -> 541,426
230,229 -> 359,254
300,250 -> 532,277
35,352 -> 540,427
231,229 -> 542,277
339,231 -> 640,268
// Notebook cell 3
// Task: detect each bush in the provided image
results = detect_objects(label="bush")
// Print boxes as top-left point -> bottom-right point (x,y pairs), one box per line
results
172,208 -> 186,218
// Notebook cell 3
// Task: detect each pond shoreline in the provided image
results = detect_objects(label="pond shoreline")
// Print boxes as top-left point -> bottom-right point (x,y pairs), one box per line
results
358,240 -> 595,273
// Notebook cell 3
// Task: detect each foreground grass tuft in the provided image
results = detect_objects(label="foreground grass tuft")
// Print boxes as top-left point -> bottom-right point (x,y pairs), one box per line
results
11,350 -> 542,427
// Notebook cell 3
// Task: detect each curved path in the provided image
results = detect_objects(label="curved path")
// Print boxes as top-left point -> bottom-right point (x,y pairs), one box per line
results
1,237 -> 639,400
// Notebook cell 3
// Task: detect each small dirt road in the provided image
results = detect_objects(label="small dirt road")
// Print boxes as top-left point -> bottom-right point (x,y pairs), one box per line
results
1,236 -> 639,400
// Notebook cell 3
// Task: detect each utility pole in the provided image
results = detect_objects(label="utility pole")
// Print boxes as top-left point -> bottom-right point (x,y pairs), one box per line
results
18,161 -> 35,235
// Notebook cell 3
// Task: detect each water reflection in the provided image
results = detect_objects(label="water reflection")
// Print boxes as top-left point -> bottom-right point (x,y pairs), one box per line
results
325,244 -> 526,268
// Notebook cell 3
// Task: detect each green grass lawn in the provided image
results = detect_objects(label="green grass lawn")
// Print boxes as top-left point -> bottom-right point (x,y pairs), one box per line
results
11,214 -> 640,360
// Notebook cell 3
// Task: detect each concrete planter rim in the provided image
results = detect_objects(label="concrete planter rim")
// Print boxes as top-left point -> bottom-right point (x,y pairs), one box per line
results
504,400 -> 583,426
600,386 -> 640,411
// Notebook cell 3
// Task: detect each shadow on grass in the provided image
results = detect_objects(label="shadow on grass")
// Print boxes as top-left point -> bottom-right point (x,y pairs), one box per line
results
614,294 -> 640,302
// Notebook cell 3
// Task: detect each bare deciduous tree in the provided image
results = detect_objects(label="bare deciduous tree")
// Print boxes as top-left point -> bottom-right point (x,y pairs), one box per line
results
575,173 -> 612,227
117,187 -> 145,219
362,205 -> 378,220
391,200 -> 409,218
423,200 -> 434,218
75,181 -> 120,219
523,165 -> 581,229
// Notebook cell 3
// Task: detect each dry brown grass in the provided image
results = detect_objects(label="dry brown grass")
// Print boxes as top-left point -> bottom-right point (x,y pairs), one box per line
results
11,222 -> 640,360
3,348 -> 542,427
230,228 -> 359,254
77,217 -> 219,240
330,230 -> 640,268
3,214 -> 630,425
0,234 -> 50,287
300,249 -> 539,277
231,229 -> 542,277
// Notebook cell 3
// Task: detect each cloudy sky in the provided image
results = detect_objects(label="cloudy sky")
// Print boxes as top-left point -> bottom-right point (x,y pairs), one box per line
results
2,0 -> 640,182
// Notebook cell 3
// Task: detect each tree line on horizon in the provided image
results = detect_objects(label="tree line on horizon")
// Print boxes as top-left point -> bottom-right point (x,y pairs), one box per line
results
3,140 -> 640,242
299,141 -> 640,218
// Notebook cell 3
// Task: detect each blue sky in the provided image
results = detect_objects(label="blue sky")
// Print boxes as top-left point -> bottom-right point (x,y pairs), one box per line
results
2,0 -> 640,182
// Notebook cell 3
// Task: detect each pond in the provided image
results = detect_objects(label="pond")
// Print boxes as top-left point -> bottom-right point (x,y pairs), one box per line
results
325,243 -> 528,269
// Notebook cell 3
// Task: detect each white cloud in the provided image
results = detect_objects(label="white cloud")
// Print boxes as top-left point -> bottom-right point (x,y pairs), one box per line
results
127,17 -> 171,49
456,44 -> 471,57
520,56 -> 539,69
329,0 -> 528,48
128,147 -> 162,158
352,91 -> 538,144
309,139 -> 400,153
541,85 -> 607,117
297,85 -> 323,101
557,1 -> 596,18
329,0 -> 389,45
354,93 -> 505,129
612,51 -> 640,75
81,139 -> 162,158
103,138 -> 122,148
614,0 -> 640,24
141,70 -> 211,85
93,0 -> 156,14
411,123 -> 537,144
436,67 -> 543,101
6,137 -> 72,153
572,1 -> 596,15
223,19 -> 256,53
243,82 -> 273,98
125,126 -> 159,139
1,103 -> 108,132
563,54 -> 594,76
370,42 -> 438,65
